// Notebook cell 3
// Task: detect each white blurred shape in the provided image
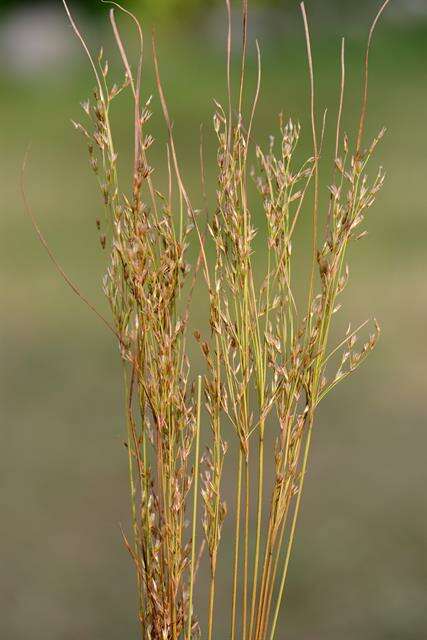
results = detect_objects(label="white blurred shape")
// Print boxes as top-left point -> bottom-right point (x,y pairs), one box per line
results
0,4 -> 76,77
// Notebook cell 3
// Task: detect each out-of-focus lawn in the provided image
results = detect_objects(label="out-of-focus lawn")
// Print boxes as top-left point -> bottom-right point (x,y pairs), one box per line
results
1,9 -> 427,640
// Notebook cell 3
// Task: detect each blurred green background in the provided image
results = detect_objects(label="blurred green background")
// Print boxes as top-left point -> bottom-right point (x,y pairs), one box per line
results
1,1 -> 427,639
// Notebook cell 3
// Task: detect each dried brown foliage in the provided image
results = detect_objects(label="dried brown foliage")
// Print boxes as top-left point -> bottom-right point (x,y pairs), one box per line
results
25,1 -> 390,637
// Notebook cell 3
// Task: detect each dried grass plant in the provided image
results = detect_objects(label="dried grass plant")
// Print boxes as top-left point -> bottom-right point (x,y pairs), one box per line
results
23,0 -> 390,637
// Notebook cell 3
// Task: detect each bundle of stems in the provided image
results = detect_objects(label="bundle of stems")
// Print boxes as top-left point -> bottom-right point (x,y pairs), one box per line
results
25,0 -> 389,637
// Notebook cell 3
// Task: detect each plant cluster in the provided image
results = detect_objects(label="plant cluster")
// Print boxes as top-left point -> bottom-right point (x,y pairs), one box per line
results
27,1 -> 390,638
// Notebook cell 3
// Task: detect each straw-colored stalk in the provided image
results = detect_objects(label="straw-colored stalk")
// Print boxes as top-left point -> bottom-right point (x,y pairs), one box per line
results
22,1 -> 390,637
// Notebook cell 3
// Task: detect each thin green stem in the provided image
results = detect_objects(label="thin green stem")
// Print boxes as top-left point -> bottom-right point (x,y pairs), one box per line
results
243,458 -> 250,639
122,365 -> 144,637
231,450 -> 243,640
249,424 -> 264,640
207,564 -> 216,640
187,376 -> 202,640
269,421 -> 314,640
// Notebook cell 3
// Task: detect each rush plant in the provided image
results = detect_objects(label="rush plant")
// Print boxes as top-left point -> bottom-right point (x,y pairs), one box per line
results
24,0 -> 390,637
